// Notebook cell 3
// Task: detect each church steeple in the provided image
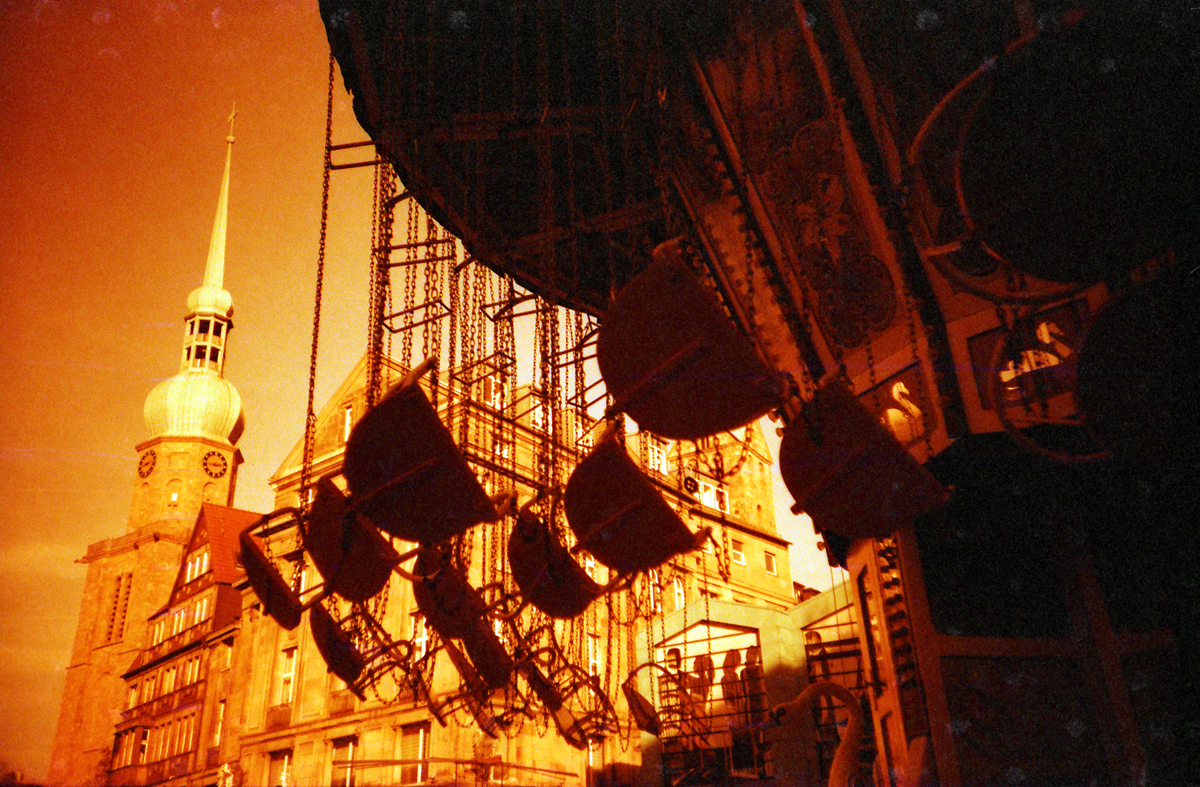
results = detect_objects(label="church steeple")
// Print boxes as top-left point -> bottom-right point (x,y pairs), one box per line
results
48,111 -> 247,787
136,113 -> 245,531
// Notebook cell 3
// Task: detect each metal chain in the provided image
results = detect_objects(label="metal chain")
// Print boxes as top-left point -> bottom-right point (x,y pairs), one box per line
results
299,53 -> 336,518
401,200 -> 419,368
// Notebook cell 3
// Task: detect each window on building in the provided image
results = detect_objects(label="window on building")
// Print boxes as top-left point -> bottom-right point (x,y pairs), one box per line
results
764,551 -> 777,575
410,614 -> 429,658
212,321 -> 223,339
181,713 -> 195,754
582,553 -> 598,581
673,576 -> 686,610
587,633 -> 602,676
648,570 -> 662,613
166,480 -> 182,509
104,573 -> 133,644
185,548 -> 211,583
138,730 -> 149,764
143,675 -> 156,703
490,431 -> 511,462
162,666 -> 176,695
268,749 -> 293,787
529,398 -> 548,432
647,439 -> 670,475
213,700 -> 225,747
400,722 -> 430,784
332,736 -> 357,787
697,481 -> 730,514
731,540 -> 745,565
278,647 -> 297,705
480,375 -> 505,410
342,404 -> 354,443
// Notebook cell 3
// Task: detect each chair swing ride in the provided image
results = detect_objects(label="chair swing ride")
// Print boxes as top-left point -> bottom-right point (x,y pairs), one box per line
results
241,0 -> 1197,783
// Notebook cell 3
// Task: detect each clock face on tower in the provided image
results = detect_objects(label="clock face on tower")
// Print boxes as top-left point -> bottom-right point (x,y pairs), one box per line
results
137,450 -> 156,478
203,451 -> 229,479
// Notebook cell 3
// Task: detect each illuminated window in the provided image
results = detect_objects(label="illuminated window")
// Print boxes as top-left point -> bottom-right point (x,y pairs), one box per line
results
764,551 -> 777,575
731,540 -> 745,566
648,570 -> 662,613
342,404 -> 354,443
161,666 -> 176,695
127,683 -> 139,710
673,576 -> 686,610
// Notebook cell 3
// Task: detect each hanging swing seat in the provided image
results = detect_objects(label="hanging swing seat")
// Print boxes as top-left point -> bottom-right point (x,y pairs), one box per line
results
309,602 -> 366,696
508,495 -> 603,619
564,430 -> 706,574
343,359 -> 498,544
306,475 -> 402,603
778,381 -> 948,540
239,525 -> 303,631
597,240 -> 782,441
412,547 -> 514,690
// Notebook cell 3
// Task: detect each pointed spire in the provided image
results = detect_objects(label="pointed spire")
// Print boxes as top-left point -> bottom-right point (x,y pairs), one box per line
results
203,105 -> 236,290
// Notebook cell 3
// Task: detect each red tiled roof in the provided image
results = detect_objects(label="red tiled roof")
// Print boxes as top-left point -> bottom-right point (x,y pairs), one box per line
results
198,503 -> 262,584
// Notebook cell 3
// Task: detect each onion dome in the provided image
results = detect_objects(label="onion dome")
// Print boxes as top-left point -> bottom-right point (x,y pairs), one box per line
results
144,374 -> 245,444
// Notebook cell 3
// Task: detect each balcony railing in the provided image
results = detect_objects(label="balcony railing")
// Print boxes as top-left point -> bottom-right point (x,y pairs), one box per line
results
329,690 -> 356,716
266,703 -> 293,730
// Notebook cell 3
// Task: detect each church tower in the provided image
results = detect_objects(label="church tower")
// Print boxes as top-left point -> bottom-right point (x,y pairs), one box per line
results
48,117 -> 246,787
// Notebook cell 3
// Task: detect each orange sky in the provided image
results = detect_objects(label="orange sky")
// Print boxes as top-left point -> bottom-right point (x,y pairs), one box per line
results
0,2 -> 832,780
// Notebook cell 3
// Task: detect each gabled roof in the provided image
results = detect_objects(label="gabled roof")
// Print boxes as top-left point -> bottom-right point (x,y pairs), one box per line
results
199,503 -> 261,583
271,353 -> 409,485
163,503 -> 262,610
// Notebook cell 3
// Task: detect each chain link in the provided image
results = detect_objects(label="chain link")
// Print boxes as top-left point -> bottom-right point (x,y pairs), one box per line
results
299,54 -> 336,518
